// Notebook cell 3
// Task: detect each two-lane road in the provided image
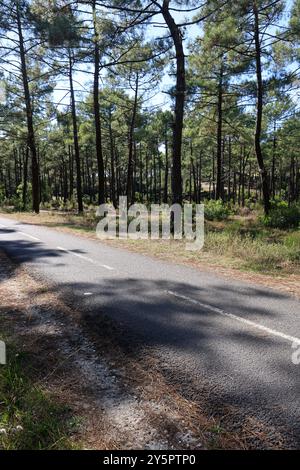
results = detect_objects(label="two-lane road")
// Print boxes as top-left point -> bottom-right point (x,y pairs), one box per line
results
0,215 -> 299,447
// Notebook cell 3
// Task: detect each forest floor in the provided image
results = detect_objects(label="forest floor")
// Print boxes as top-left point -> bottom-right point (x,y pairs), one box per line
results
0,249 -> 252,450
1,209 -> 299,299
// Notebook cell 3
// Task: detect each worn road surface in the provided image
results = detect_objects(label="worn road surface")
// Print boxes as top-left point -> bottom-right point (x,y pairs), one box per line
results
0,215 -> 299,447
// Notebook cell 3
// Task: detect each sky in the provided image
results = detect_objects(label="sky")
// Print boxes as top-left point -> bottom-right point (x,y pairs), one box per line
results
53,1 -> 295,116
52,5 -> 203,113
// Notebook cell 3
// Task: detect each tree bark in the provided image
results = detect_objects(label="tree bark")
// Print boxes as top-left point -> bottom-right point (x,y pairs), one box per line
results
253,1 -> 270,215
126,71 -> 139,205
68,50 -> 83,213
108,107 -> 117,207
161,0 -> 184,205
92,0 -> 105,205
271,121 -> 276,199
22,146 -> 29,211
228,136 -> 232,201
163,131 -> 169,203
16,3 -> 40,213
216,65 -> 224,201
69,145 -> 74,198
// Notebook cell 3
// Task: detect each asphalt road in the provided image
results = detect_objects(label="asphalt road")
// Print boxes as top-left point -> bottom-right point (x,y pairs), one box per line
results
0,215 -> 299,447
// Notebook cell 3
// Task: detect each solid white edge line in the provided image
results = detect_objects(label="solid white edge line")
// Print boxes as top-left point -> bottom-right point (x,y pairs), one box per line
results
166,290 -> 300,345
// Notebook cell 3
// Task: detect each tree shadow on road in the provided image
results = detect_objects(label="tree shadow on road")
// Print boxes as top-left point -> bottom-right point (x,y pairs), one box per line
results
0,235 -> 299,449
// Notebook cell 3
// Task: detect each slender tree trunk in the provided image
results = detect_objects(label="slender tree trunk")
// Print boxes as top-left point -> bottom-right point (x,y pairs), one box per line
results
127,71 -> 139,205
145,153 -> 149,202
271,121 -> 276,199
189,162 -> 192,203
69,145 -> 74,198
139,144 -> 143,201
233,171 -> 237,204
253,1 -> 270,215
22,146 -> 29,210
212,150 -> 216,199
161,0 -> 184,205
242,146 -> 246,207
108,108 -> 117,207
163,133 -> 169,203
68,50 -> 83,213
85,148 -> 91,202
198,153 -> 202,202
92,0 -> 105,205
153,151 -> 157,204
190,142 -> 197,203
295,159 -> 299,201
238,147 -> 242,205
16,3 -> 40,213
228,137 -> 232,201
216,65 -> 224,201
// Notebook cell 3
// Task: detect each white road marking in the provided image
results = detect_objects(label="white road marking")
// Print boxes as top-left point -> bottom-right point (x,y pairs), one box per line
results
57,246 -> 114,271
18,231 -> 40,242
57,246 -> 68,252
70,251 -> 96,264
99,264 -> 115,271
0,223 -> 7,228
167,290 -> 300,346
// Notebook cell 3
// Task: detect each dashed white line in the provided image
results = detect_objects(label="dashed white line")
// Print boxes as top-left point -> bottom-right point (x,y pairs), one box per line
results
167,290 -> 300,346
1,224 -> 40,242
57,246 -> 114,271
99,264 -> 115,271
18,231 -> 41,242
70,251 -> 96,264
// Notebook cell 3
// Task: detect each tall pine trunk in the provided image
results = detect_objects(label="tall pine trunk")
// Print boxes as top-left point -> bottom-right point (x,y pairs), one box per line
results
163,132 -> 169,203
22,146 -> 29,211
126,71 -> 139,205
216,65 -> 224,201
16,3 -> 39,213
161,0 -> 184,205
92,0 -> 105,205
68,50 -> 83,213
253,1 -> 270,215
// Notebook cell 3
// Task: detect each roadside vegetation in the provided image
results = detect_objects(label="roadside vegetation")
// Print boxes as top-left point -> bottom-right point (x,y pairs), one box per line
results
0,1 -> 299,281
0,341 -> 76,450
0,0 -> 299,452
1,198 -> 299,278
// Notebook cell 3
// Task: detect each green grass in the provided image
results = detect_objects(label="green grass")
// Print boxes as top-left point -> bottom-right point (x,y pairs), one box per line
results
204,216 -> 300,272
0,341 -> 78,450
204,227 -> 300,273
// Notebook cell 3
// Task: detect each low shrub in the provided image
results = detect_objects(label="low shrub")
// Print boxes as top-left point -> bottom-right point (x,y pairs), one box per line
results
262,201 -> 300,229
204,199 -> 231,221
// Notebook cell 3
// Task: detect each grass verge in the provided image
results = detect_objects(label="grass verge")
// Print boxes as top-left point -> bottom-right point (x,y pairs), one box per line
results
0,342 -> 76,450
1,209 -> 299,280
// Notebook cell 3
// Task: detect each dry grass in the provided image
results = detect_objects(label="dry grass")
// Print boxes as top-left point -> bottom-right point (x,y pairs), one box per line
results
1,210 -> 299,298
